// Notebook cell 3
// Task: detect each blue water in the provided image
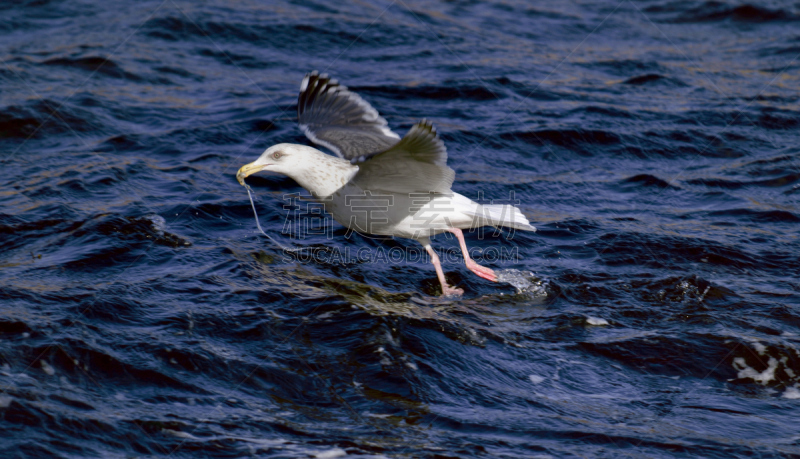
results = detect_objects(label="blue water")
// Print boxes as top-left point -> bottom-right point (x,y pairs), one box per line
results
2,0 -> 800,457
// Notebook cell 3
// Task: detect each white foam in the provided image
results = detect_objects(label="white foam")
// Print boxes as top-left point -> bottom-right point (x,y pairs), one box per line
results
529,374 -> 545,384
495,269 -> 548,297
0,396 -> 12,408
40,360 -> 55,376
163,429 -> 199,440
586,317 -> 609,326
782,386 -> 800,399
146,214 -> 166,236
316,311 -> 336,320
315,448 -> 347,459
733,356 -> 778,385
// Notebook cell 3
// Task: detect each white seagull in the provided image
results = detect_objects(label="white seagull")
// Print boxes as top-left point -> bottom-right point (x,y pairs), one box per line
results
237,72 -> 535,296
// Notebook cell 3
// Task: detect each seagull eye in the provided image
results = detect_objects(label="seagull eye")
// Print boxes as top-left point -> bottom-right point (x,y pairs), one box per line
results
272,151 -> 282,160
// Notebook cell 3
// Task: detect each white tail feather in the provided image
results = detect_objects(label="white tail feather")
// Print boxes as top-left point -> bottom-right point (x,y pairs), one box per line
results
468,204 -> 536,231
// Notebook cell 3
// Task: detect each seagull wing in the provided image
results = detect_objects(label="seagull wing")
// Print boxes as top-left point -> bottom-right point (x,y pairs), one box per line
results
352,120 -> 455,195
298,71 -> 400,160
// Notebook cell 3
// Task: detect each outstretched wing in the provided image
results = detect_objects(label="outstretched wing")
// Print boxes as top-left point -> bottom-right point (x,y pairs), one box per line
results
298,71 -> 400,160
352,120 -> 455,195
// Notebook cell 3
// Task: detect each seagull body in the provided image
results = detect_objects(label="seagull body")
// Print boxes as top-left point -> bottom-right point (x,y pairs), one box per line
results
238,72 -> 536,296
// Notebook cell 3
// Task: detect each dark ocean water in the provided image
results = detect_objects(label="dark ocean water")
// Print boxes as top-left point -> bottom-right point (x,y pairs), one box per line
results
2,0 -> 800,457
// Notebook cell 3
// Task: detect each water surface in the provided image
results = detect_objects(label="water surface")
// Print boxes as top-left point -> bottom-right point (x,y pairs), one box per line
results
1,0 -> 799,457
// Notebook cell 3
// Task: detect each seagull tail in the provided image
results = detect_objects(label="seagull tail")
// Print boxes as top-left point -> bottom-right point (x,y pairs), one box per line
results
475,204 -> 536,232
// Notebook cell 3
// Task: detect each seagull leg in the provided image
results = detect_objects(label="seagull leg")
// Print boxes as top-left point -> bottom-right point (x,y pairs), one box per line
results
423,243 -> 463,296
448,228 -> 498,282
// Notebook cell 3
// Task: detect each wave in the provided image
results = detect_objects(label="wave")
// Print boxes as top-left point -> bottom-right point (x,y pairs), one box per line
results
143,16 -> 367,49
620,174 -> 680,190
590,232 -> 761,270
645,2 -> 800,24
707,208 -> 800,223
687,172 -> 800,189
500,129 -> 622,148
0,100 -> 99,140
621,74 -> 688,87
42,56 -> 146,82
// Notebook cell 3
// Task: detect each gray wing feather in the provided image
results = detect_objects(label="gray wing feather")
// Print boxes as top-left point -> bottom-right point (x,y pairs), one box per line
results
298,71 -> 400,159
353,120 -> 455,195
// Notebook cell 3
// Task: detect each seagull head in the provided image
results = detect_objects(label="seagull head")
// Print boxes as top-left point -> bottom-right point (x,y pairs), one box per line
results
237,143 -> 357,196
237,143 -> 320,185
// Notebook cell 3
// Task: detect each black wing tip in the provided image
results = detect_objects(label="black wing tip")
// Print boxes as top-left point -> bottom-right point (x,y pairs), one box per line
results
297,71 -> 399,159
410,119 -> 438,137
299,71 -> 347,118
300,71 -> 342,94
408,119 -> 447,162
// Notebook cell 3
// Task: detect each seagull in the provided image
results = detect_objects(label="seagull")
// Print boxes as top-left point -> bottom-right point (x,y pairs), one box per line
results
237,71 -> 536,296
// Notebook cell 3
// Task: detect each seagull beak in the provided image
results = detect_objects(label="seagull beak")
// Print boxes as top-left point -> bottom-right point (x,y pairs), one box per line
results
236,162 -> 269,186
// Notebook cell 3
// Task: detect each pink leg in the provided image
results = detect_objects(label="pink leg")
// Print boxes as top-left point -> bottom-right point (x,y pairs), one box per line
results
424,243 -> 463,296
448,228 -> 498,282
